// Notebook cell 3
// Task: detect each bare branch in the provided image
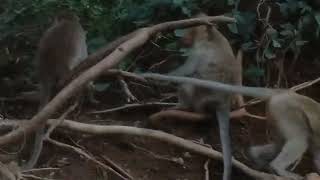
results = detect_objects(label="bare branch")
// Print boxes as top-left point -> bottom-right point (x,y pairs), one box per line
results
58,15 -> 236,88
0,119 -> 296,179
47,138 -> 129,180
0,15 -> 235,146
88,102 -> 177,114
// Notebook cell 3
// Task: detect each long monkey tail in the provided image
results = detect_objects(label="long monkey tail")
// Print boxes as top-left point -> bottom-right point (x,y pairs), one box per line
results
142,73 -> 283,99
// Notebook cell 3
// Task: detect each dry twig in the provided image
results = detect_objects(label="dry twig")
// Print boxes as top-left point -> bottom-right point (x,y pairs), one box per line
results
101,155 -> 133,180
129,143 -> 184,165
46,138 -> 129,180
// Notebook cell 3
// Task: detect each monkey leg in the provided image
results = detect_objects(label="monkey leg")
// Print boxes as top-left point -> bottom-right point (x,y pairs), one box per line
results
269,137 -> 308,180
248,143 -> 280,169
216,105 -> 232,180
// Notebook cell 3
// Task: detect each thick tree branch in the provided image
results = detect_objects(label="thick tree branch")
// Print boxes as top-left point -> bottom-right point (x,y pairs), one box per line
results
0,119 -> 281,180
0,15 -> 235,146
58,16 -> 236,88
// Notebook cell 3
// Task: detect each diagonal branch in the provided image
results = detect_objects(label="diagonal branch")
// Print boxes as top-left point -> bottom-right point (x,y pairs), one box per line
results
0,15 -> 235,146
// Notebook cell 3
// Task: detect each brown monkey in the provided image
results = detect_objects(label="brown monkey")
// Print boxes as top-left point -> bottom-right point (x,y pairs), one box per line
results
142,73 -> 320,180
23,11 -> 88,169
165,13 -> 240,180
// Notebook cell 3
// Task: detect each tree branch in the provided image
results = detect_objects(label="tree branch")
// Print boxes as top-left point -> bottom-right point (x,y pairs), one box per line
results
0,15 -> 235,146
0,119 -> 282,180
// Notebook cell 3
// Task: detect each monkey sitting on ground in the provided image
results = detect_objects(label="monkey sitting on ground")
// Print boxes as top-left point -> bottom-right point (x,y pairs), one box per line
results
142,73 -> 320,180
157,12 -> 241,180
23,11 -> 90,170
149,49 -> 265,124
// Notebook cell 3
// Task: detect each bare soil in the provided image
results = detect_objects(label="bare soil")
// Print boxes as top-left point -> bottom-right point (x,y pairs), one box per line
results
4,87 -> 317,180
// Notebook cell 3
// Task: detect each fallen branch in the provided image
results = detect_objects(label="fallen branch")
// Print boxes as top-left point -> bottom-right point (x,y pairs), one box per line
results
88,102 -> 177,114
129,143 -> 184,165
0,119 -> 299,179
44,104 -> 131,180
101,155 -> 133,180
47,120 -> 286,180
58,16 -> 236,89
47,138 -> 129,180
0,15 -> 236,146
103,69 -> 148,83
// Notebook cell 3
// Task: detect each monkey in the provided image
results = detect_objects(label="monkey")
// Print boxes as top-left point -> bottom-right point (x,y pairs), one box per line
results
23,11 -> 88,170
162,13 -> 241,180
142,73 -> 320,180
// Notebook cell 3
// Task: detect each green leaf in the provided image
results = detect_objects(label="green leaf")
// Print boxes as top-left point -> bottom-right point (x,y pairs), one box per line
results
314,12 -> 320,26
179,48 -> 191,57
278,2 -> 289,17
280,23 -> 295,31
93,83 -> 111,92
295,40 -> 308,46
228,0 -> 235,5
266,27 -> 278,39
182,7 -> 192,16
280,30 -> 293,36
317,26 -> 320,38
165,42 -> 178,49
227,23 -> 238,34
244,66 -> 264,78
272,40 -> 281,48
241,41 -> 256,51
173,0 -> 184,6
174,29 -> 187,37
264,48 -> 276,59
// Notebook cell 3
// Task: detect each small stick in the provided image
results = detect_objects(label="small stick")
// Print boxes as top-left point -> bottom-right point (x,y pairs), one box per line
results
22,167 -> 59,173
47,138 -> 129,180
129,143 -> 184,165
101,155 -> 133,180
44,104 -> 130,180
22,174 -> 54,180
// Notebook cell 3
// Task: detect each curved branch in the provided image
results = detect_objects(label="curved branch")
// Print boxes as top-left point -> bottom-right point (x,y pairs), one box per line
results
58,16 -> 236,88
0,15 -> 235,146
0,119 -> 280,180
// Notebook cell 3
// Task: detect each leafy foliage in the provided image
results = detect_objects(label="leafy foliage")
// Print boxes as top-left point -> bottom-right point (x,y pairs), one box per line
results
0,0 -> 319,90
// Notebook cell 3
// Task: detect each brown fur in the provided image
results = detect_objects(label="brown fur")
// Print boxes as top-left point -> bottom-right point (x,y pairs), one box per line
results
24,12 -> 87,170
167,13 -> 239,180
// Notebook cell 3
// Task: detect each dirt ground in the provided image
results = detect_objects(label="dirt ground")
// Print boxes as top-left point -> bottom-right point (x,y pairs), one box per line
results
2,84 -> 318,180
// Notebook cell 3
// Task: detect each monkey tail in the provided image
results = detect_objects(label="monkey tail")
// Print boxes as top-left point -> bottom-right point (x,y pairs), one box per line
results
22,127 -> 45,170
142,73 -> 281,99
